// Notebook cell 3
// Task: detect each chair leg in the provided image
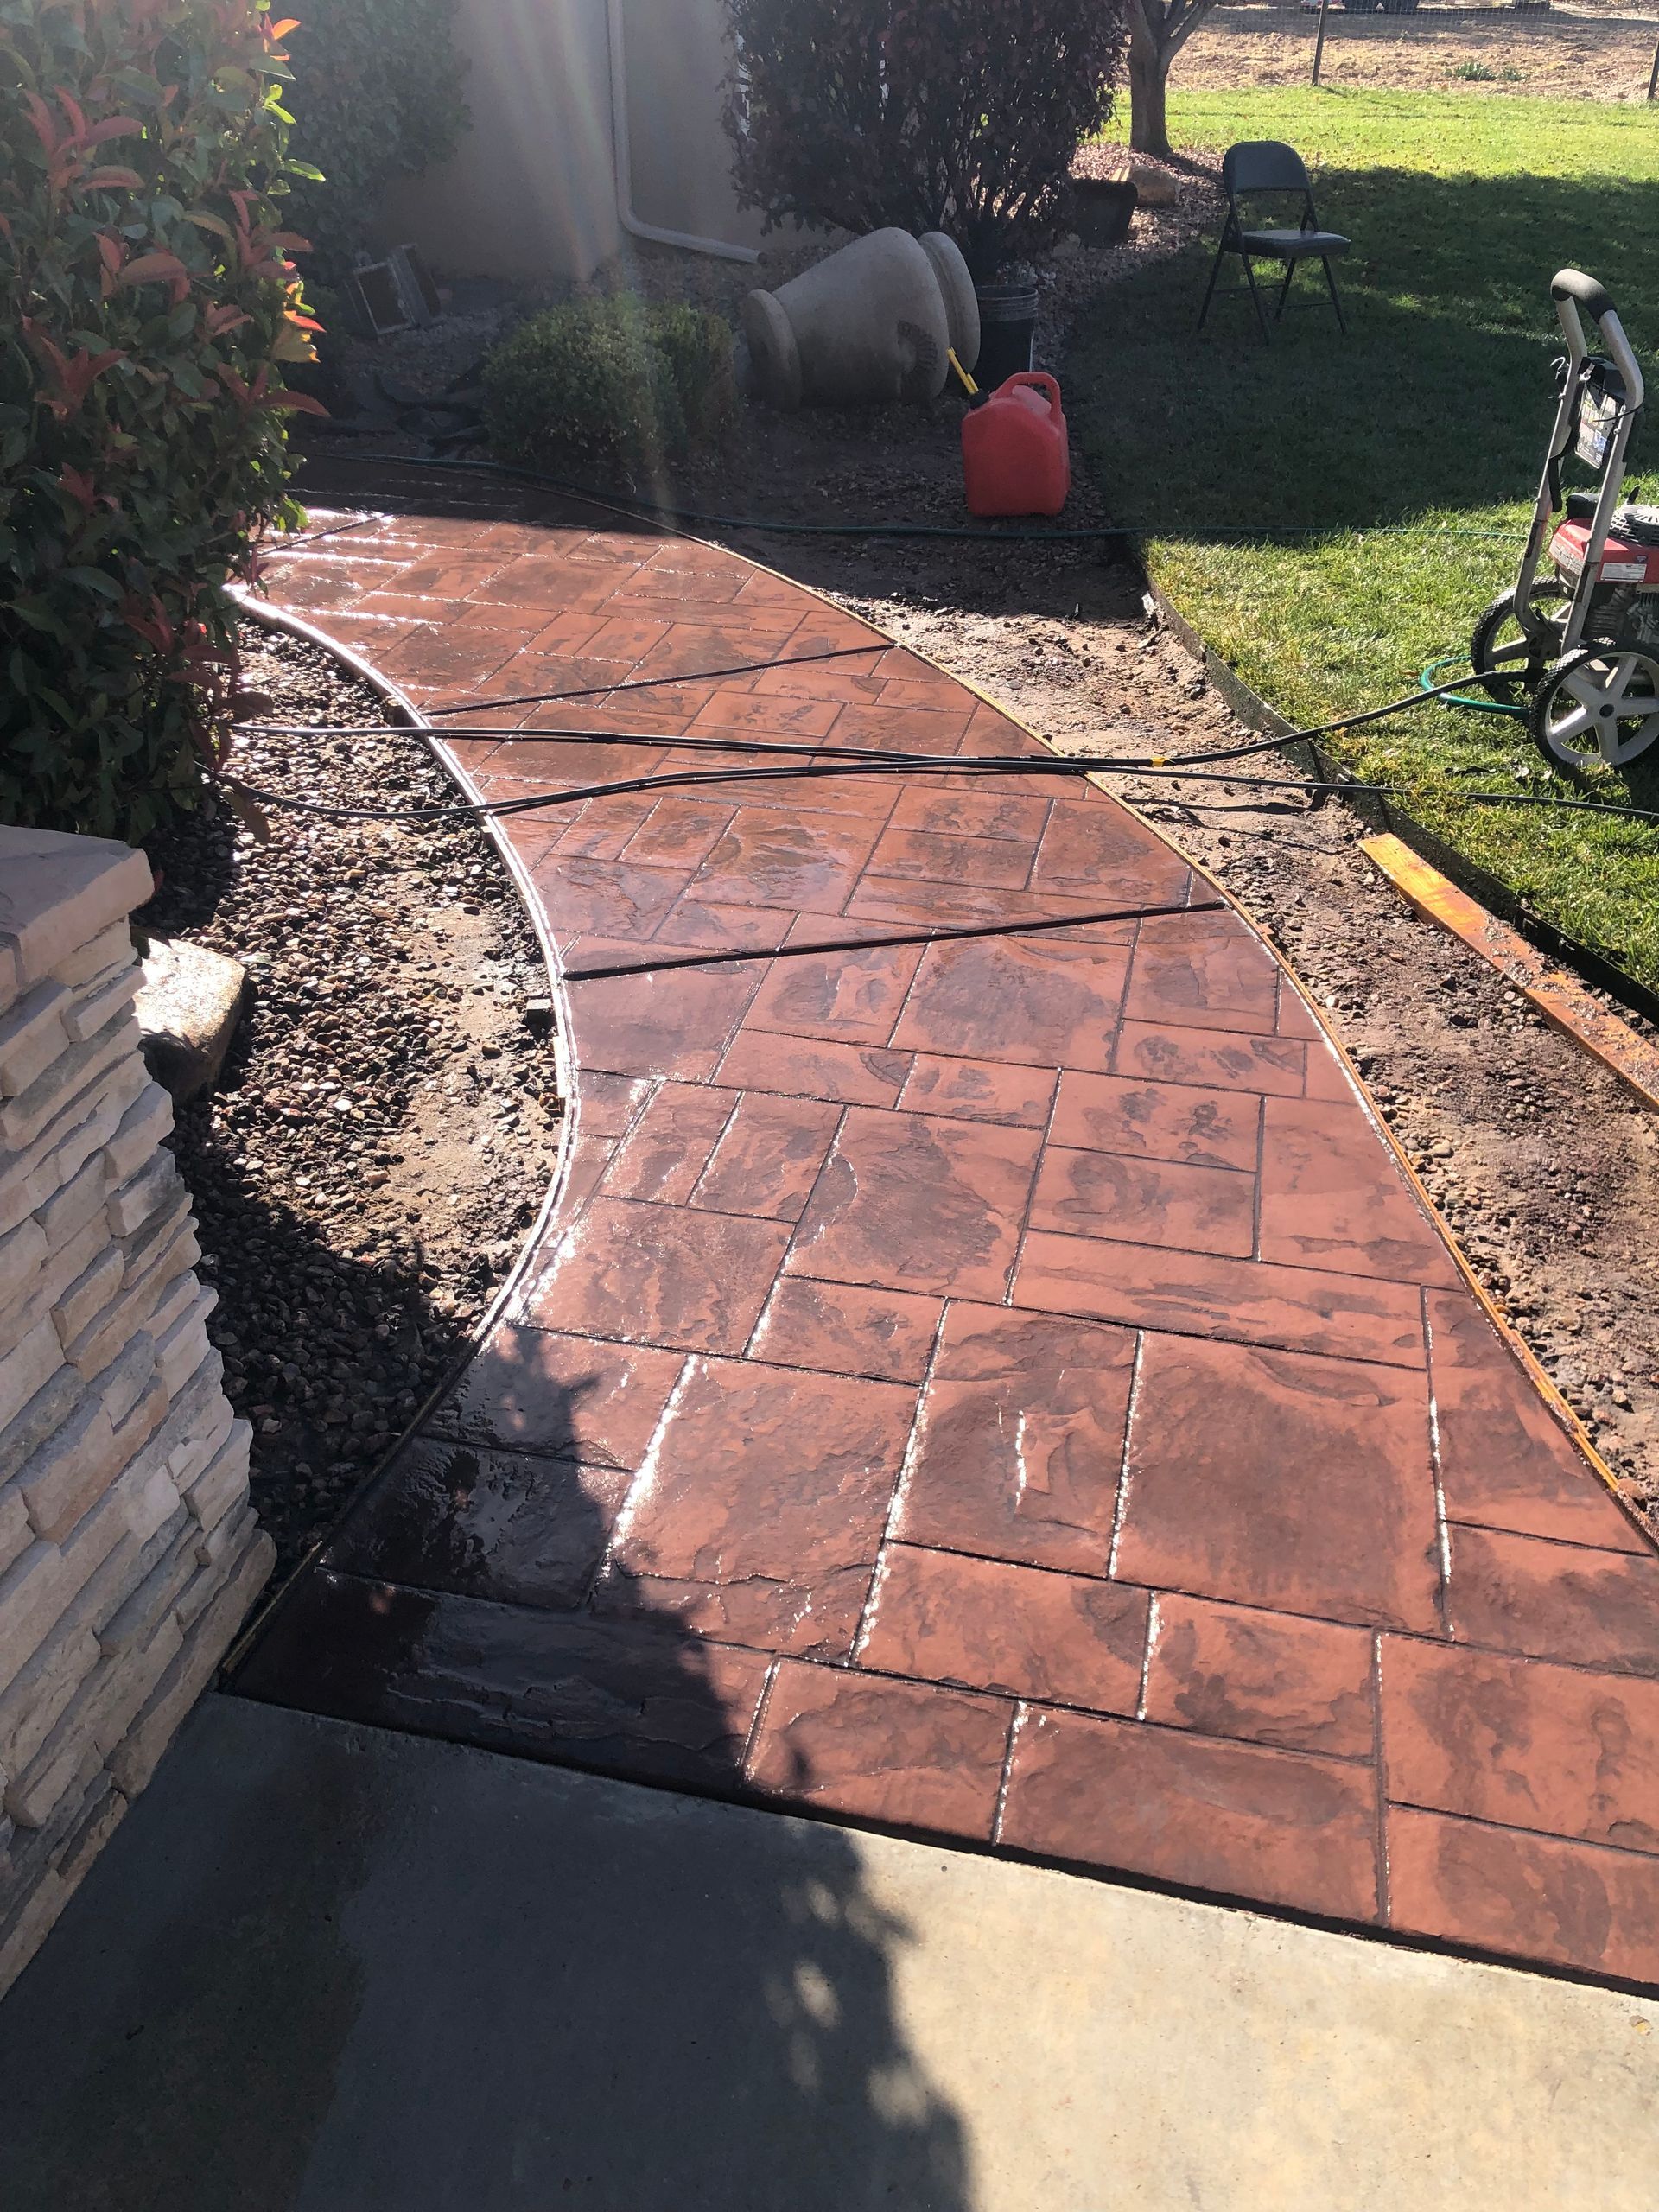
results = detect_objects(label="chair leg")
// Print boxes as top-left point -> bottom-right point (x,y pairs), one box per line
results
1240,254 -> 1273,345
1321,257 -> 1348,336
1197,238 -> 1230,334
1274,258 -> 1298,322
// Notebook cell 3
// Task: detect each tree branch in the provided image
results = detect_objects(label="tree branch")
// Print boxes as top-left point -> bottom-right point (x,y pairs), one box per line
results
1166,0 -> 1224,61
1136,0 -> 1223,60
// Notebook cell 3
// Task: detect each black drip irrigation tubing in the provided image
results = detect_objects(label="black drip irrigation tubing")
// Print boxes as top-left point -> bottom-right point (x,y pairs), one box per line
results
247,654 -> 1547,779
427,643 -> 887,721
239,702 -> 1659,1009
302,449 -> 1522,546
563,899 -> 1225,984
226,751 -> 1659,831
245,643 -> 894,733
232,659 -> 1659,834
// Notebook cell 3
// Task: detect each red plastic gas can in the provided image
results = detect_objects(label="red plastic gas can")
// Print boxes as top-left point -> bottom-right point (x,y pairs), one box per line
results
962,372 -> 1071,518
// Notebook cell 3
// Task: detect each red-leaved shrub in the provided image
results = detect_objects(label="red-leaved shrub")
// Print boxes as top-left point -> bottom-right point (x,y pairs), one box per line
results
723,0 -> 1130,278
1,0 -> 321,839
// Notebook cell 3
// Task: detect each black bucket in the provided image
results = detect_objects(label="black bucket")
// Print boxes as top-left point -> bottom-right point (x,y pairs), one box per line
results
1073,177 -> 1139,248
974,280 -> 1038,390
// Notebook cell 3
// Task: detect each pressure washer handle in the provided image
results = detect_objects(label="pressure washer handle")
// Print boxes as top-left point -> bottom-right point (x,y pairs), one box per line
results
1552,268 -> 1645,410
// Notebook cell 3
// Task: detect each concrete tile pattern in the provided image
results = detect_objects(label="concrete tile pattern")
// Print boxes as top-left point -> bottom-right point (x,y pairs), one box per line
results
236,499 -> 1659,1988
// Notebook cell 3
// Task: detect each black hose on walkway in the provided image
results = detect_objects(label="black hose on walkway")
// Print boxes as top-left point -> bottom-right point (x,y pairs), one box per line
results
225,746 -> 1659,834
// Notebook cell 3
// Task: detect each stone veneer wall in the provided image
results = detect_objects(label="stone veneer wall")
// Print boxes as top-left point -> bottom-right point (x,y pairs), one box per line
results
0,826 -> 273,1998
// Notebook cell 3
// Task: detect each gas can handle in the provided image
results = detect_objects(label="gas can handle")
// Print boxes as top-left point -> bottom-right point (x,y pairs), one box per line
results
1004,372 -> 1063,413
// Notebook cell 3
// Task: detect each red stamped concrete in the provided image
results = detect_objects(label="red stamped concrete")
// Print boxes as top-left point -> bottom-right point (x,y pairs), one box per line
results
232,493 -> 1659,1990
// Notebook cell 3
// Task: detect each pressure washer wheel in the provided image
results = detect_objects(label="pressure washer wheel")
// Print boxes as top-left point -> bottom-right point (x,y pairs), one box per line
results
1529,641 -> 1659,770
1469,581 -> 1562,704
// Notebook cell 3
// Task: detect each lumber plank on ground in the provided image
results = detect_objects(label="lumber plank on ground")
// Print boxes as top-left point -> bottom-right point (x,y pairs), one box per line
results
1361,831 -> 1659,1113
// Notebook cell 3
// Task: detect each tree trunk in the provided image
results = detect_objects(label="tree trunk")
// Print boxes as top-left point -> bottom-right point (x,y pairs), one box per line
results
1128,19 -> 1172,159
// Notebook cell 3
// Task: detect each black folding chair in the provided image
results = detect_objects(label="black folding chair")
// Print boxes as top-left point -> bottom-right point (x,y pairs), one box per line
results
1197,141 -> 1350,343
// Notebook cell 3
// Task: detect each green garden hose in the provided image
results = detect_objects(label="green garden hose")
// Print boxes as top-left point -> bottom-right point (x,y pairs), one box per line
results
1419,653 -> 1528,719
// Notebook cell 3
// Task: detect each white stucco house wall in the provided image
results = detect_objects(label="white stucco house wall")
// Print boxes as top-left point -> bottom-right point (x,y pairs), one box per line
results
377,0 -> 764,283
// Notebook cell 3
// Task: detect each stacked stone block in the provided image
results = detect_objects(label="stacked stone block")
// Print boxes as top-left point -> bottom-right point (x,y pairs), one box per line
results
0,827 -> 272,1998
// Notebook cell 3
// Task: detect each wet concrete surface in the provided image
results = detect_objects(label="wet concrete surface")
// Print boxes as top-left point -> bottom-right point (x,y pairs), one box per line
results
1,1695 -> 1656,2211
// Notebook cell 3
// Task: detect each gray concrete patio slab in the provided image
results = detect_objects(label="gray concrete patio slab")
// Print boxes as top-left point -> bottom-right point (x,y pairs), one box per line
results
0,1694 -> 1654,2212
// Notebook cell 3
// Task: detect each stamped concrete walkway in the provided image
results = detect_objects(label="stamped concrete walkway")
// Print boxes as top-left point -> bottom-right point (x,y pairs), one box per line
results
235,486 -> 1659,1990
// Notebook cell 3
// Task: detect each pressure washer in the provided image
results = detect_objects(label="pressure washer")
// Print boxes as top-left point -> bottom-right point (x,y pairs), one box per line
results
1461,268 -> 1659,770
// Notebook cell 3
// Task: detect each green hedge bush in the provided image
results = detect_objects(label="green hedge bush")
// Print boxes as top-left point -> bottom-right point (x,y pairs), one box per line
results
283,0 -> 469,274
1,0 -> 321,840
483,299 -> 739,486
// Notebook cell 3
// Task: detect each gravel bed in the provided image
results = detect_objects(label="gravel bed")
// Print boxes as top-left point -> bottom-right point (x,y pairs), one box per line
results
137,624 -> 562,1571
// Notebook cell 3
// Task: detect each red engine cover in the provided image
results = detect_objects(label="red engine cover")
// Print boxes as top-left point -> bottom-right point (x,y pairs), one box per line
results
963,372 -> 1071,519
1549,519 -> 1659,586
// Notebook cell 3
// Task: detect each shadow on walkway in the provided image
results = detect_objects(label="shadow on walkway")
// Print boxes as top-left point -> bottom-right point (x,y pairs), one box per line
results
0,474 -> 976,2209
0,1337 -> 973,2212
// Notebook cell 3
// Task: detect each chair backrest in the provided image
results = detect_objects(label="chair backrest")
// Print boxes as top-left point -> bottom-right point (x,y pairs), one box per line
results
1223,140 -> 1312,200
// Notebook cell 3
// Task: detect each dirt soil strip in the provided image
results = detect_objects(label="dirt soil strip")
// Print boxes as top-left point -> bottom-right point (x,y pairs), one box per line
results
138,624 -> 562,1571
1178,1 -> 1659,101
1363,831 -> 1659,1109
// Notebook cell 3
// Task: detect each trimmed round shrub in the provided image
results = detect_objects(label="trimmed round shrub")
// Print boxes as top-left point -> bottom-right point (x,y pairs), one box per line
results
0,0 -> 322,841
483,298 -> 739,486
724,0 -> 1131,278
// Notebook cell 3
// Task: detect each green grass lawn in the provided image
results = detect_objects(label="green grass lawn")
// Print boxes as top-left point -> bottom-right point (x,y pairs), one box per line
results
1073,89 -> 1659,988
